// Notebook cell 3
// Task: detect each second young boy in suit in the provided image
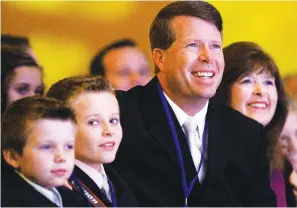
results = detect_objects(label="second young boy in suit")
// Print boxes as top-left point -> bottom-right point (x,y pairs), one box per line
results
47,75 -> 137,207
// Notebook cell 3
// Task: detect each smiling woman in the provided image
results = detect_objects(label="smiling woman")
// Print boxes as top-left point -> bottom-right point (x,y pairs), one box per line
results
213,41 -> 288,206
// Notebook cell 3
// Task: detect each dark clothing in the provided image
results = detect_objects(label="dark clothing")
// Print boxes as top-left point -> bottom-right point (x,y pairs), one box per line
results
284,160 -> 297,207
69,165 -> 138,207
1,165 -> 89,207
110,77 -> 276,206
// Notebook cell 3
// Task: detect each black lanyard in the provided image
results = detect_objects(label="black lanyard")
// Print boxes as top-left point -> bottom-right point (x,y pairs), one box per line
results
157,81 -> 207,207
70,173 -> 117,207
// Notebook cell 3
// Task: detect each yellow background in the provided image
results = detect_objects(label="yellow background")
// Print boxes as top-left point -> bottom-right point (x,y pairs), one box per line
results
2,1 -> 297,91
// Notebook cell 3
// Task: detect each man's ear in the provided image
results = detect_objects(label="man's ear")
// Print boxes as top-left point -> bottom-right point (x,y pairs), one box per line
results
152,48 -> 166,73
2,149 -> 21,169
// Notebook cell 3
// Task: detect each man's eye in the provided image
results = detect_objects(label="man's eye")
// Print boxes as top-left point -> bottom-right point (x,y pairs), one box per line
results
187,43 -> 199,48
211,44 -> 221,50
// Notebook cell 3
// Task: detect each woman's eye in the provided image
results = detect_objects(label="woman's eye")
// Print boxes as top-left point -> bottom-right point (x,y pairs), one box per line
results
17,86 -> 29,95
35,86 -> 45,96
110,118 -> 119,124
240,79 -> 252,84
263,80 -> 274,86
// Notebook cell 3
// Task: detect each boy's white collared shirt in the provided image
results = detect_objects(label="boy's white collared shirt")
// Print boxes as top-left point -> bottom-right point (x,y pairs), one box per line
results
16,170 -> 63,207
75,159 -> 111,201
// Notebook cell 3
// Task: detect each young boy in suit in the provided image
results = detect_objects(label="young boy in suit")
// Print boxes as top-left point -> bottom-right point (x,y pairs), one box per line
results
1,96 -> 89,207
47,75 -> 137,207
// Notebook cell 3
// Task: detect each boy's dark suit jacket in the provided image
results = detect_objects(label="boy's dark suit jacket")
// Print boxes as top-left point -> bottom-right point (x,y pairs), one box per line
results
1,165 -> 90,207
110,77 -> 277,207
71,165 -> 137,207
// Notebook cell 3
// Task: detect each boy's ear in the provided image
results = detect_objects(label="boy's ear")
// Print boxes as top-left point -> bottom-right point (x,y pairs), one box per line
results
152,48 -> 166,73
2,149 -> 21,169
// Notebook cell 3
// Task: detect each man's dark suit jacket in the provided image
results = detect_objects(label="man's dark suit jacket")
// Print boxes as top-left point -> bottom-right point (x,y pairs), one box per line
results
1,165 -> 89,207
110,77 -> 277,206
70,165 -> 138,207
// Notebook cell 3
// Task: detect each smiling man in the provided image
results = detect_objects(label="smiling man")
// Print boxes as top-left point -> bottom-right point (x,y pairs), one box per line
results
110,1 -> 276,206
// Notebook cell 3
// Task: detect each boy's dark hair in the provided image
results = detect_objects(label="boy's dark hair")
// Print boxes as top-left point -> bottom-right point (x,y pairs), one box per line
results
47,75 -> 114,107
1,96 -> 76,155
149,1 -> 222,73
214,41 -> 288,169
89,39 -> 136,76
1,50 -> 44,113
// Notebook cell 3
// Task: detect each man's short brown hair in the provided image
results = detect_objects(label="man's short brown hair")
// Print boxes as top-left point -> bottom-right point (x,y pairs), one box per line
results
149,1 -> 223,73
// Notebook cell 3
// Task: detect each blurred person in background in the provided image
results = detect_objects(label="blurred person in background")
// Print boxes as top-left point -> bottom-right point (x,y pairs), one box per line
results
280,96 -> 297,206
214,41 -> 288,207
283,73 -> 297,98
1,49 -> 45,114
90,38 -> 152,91
1,34 -> 39,63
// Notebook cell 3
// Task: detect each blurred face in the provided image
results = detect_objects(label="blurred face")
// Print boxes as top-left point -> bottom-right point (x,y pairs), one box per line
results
280,111 -> 297,168
6,66 -> 44,106
11,119 -> 76,189
103,47 -> 152,91
230,69 -> 278,126
285,75 -> 297,96
72,91 -> 122,170
155,16 -> 224,110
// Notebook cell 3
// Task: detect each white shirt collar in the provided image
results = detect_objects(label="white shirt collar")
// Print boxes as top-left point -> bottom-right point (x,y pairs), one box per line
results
163,91 -> 209,139
75,159 -> 108,191
16,170 -> 63,207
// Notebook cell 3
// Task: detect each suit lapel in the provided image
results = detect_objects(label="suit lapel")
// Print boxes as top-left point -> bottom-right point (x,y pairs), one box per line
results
139,78 -> 182,168
7,170 -> 57,206
72,166 -> 113,206
202,100 -> 234,187
140,78 -> 197,180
